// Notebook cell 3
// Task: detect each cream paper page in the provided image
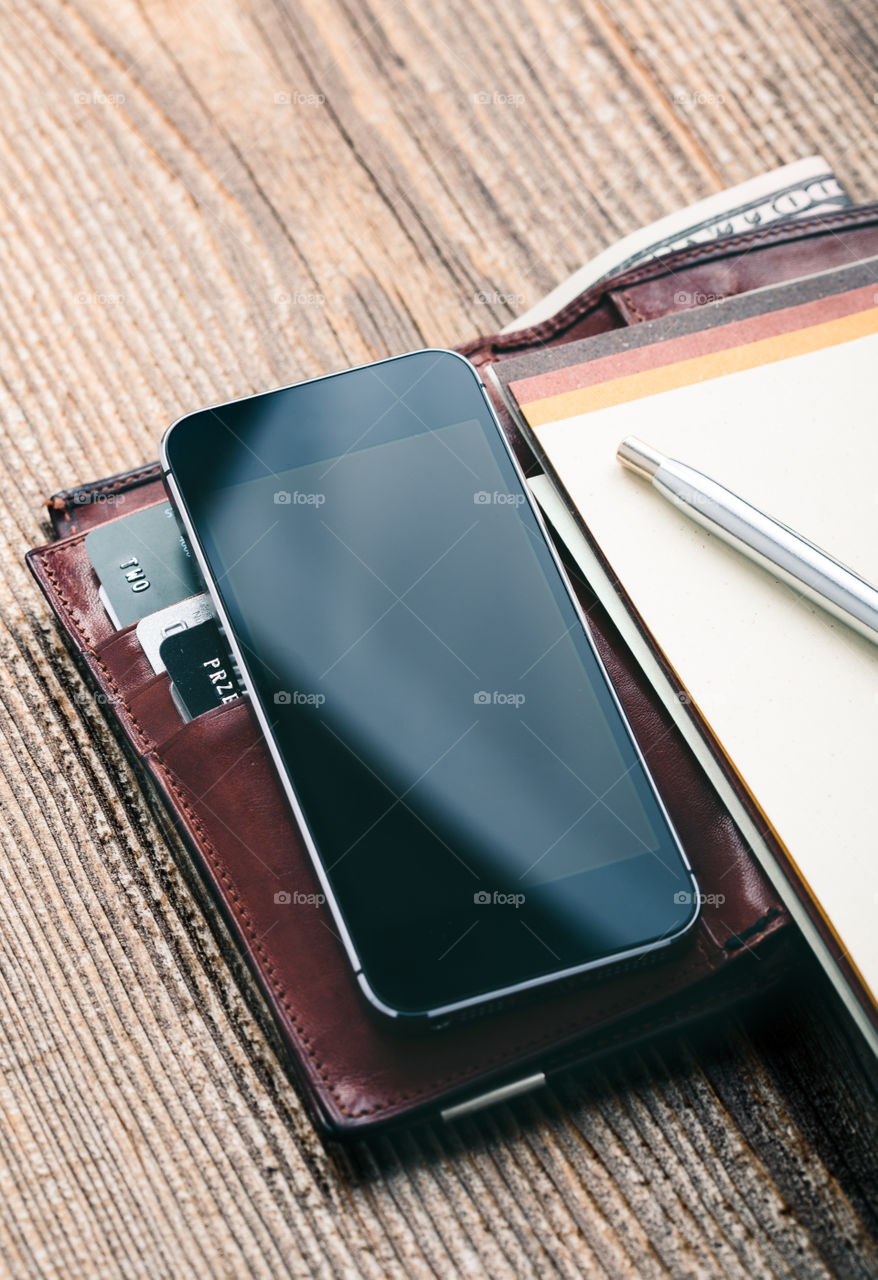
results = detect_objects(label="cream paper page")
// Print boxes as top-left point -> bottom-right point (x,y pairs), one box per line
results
531,330 -> 878,1007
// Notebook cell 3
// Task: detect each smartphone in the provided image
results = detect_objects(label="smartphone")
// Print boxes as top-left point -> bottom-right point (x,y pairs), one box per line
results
162,349 -> 699,1025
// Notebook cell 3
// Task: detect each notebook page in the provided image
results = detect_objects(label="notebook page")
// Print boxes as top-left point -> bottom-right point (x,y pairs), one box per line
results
531,330 -> 878,1009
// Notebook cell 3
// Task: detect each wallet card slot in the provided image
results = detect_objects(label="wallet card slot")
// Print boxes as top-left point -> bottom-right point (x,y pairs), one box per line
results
92,622 -> 158,694
146,692 -> 249,756
118,672 -> 186,756
91,587 -> 216,698
145,697 -> 333,924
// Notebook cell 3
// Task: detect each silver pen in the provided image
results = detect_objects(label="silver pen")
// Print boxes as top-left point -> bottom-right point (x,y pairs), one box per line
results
616,436 -> 878,646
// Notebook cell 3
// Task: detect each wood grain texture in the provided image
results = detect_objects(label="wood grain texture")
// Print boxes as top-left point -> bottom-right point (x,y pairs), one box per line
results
1,0 -> 877,1274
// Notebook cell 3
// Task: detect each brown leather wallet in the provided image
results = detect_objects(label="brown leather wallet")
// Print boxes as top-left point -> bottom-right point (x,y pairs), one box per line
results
27,201 -> 878,1137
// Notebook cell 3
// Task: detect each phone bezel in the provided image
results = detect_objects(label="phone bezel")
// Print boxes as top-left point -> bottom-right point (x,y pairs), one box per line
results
161,349 -> 700,1025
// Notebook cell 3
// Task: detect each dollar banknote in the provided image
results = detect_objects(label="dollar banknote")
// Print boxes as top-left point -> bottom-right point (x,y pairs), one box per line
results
504,156 -> 852,331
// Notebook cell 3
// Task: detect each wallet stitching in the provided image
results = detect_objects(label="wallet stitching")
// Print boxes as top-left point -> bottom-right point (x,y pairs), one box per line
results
48,464 -> 164,534
470,204 -> 878,352
149,747 -> 787,1120
523,207 -> 878,341
32,535 -> 789,1122
52,462 -> 163,508
147,754 -> 345,1103
619,289 -> 646,322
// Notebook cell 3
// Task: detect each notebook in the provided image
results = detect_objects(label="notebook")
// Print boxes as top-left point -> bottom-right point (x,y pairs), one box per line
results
492,257 -> 878,1057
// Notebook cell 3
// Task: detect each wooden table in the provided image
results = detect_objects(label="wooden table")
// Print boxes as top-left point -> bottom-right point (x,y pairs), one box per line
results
3,0 -> 877,1274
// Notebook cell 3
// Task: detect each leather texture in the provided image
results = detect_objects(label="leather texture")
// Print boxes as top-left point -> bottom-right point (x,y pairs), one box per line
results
29,201 -> 878,1136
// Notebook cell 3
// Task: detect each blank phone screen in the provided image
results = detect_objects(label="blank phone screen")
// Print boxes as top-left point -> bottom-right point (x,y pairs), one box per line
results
166,352 -> 696,1015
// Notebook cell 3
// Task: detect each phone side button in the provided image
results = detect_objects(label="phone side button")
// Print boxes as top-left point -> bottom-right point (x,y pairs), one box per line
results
440,1072 -> 546,1123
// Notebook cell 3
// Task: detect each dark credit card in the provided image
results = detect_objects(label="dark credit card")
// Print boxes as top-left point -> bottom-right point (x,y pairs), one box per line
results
85,503 -> 202,627
159,618 -> 246,720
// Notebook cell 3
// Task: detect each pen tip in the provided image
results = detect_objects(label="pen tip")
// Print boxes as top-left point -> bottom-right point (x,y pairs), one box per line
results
617,437 -> 664,480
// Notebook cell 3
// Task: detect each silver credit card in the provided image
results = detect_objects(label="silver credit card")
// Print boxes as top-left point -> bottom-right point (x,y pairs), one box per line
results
135,592 -> 216,673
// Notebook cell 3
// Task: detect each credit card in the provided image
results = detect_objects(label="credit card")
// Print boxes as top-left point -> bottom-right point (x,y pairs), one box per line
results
135,592 -> 216,673
85,503 -> 203,627
159,619 -> 246,721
